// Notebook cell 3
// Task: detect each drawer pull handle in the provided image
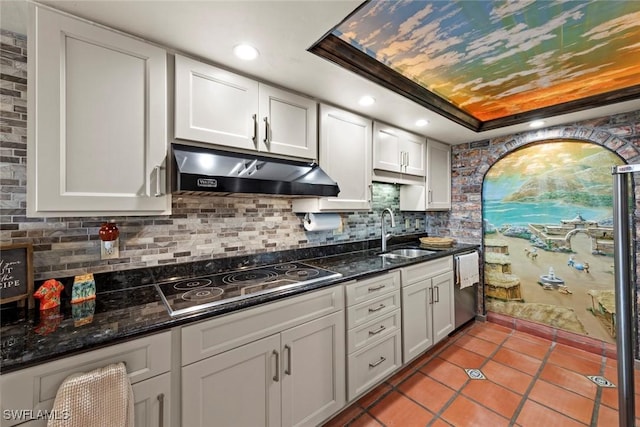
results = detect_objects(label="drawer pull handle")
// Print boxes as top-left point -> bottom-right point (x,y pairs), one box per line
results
435,285 -> 440,303
369,356 -> 386,368
252,114 -> 258,147
157,393 -> 164,427
154,165 -> 163,197
368,304 -> 385,313
368,284 -> 385,292
273,350 -> 280,382
263,116 -> 270,146
368,325 -> 386,336
284,344 -> 292,376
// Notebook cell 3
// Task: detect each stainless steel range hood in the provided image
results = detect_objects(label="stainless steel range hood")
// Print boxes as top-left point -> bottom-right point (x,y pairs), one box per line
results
172,144 -> 340,197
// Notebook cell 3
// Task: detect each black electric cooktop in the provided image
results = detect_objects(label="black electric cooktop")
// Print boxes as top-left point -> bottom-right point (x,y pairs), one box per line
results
155,262 -> 342,317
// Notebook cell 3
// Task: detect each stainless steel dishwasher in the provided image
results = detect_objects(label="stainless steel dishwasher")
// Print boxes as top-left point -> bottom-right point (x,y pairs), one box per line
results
453,250 -> 479,329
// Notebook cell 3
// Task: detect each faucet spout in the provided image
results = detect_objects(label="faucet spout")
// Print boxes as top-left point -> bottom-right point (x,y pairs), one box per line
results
381,208 -> 395,252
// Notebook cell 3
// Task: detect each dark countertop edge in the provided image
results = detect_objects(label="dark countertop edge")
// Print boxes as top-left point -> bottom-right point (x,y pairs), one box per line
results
0,243 -> 478,374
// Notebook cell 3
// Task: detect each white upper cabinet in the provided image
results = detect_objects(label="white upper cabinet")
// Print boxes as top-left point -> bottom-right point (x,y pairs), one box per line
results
426,140 -> 452,210
293,104 -> 372,212
399,139 -> 451,211
258,84 -> 318,160
373,122 -> 425,178
175,54 -> 259,151
175,55 -> 317,160
27,5 -> 170,216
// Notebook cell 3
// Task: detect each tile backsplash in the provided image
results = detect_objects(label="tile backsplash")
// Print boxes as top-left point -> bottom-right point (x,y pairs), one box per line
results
0,29 -> 427,280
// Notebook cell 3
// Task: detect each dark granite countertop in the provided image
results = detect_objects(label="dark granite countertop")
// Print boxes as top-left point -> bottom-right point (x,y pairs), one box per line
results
0,235 -> 477,374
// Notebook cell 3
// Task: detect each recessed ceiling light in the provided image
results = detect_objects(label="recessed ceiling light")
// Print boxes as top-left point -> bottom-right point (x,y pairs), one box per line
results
529,120 -> 545,128
415,119 -> 429,127
358,95 -> 376,106
233,44 -> 259,60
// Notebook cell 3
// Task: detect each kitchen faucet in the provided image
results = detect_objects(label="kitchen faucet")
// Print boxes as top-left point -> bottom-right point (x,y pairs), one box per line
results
381,208 -> 395,252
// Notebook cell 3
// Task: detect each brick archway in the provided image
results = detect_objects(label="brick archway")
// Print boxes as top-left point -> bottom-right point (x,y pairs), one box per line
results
427,114 -> 640,355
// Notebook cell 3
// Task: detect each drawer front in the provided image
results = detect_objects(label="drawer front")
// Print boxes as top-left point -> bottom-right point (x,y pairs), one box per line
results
345,271 -> 400,306
347,309 -> 400,354
347,331 -> 401,400
182,285 -> 344,365
401,256 -> 453,286
346,291 -> 400,330
0,331 -> 171,427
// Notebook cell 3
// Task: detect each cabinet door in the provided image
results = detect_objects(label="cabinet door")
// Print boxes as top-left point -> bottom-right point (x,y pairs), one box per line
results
280,312 -> 345,427
426,140 -> 451,210
432,271 -> 455,344
28,5 -> 169,216
373,122 -> 402,173
259,84 -> 317,160
401,279 -> 433,363
175,54 -> 259,151
317,105 -> 372,211
132,373 -> 171,427
182,334 -> 281,427
402,133 -> 426,177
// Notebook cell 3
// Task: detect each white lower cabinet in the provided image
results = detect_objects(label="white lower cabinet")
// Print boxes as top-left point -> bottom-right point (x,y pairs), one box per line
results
132,372 -> 172,427
182,334 -> 281,427
181,286 -> 345,427
344,271 -> 402,401
0,332 -> 173,427
401,257 -> 455,363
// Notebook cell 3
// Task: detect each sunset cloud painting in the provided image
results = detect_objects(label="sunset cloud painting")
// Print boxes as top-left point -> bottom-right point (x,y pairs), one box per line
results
334,0 -> 640,121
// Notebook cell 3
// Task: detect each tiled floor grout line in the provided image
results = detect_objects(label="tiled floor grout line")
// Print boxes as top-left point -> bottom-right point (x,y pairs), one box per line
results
419,324 -> 517,425
507,340 -> 556,425
588,354 -> 610,427
329,322 -> 628,427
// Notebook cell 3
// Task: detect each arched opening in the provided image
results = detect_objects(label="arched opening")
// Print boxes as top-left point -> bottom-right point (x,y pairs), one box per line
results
482,140 -> 625,343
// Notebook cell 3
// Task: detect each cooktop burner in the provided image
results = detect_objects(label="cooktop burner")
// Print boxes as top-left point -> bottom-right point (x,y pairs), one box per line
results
155,262 -> 341,317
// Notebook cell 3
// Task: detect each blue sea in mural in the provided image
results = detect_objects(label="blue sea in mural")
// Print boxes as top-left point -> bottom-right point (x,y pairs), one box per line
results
483,199 -> 612,228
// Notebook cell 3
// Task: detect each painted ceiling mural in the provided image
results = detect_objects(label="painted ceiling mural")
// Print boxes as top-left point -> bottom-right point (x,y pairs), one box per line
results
333,0 -> 640,122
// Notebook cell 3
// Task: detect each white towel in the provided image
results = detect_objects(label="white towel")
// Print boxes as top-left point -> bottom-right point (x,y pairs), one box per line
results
457,252 -> 479,290
48,362 -> 133,427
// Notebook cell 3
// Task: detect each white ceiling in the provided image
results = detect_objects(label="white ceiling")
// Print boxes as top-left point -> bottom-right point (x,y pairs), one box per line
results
3,0 -> 640,145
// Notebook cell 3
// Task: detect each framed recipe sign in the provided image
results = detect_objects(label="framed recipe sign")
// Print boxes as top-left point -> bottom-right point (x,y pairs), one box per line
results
0,243 -> 34,308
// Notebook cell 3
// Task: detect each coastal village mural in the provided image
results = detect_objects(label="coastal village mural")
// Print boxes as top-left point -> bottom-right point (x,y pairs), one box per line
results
482,141 -> 624,343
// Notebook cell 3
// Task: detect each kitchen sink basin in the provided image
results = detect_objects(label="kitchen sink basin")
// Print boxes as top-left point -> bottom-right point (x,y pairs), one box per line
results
378,248 -> 436,259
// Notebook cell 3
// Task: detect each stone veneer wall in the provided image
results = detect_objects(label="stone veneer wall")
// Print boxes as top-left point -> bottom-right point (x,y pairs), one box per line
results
436,109 -> 640,353
0,30 -> 426,280
433,110 -> 640,256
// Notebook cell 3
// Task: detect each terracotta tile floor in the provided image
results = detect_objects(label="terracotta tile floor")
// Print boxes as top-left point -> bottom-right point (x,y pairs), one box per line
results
322,321 -> 640,427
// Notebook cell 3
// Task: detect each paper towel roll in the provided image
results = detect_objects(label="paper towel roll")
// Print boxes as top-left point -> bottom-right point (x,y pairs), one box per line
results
303,213 -> 341,231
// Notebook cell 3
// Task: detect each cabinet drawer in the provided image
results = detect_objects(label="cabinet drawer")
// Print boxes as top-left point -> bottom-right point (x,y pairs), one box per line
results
182,285 -> 344,365
345,271 -> 400,306
0,331 -> 171,427
347,331 -> 401,400
347,309 -> 400,354
346,291 -> 400,330
401,256 -> 453,286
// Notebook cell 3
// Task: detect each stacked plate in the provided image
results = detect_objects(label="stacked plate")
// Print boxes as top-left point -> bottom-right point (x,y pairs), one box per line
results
419,236 -> 455,249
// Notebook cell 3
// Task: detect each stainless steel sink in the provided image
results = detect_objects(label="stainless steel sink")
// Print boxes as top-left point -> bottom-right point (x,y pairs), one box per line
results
378,248 -> 436,259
